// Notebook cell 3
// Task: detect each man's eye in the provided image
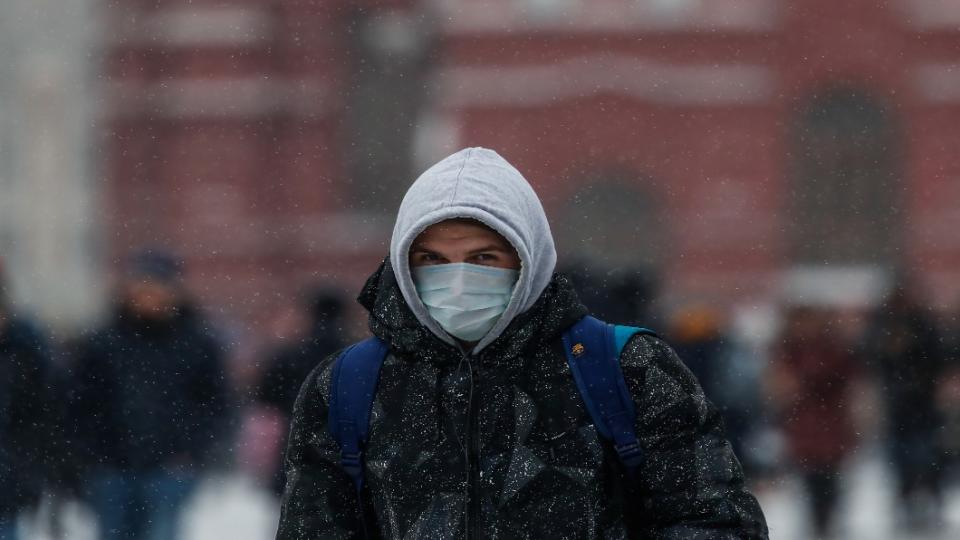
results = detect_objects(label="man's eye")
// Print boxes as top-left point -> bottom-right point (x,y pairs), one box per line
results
418,253 -> 446,265
473,253 -> 496,262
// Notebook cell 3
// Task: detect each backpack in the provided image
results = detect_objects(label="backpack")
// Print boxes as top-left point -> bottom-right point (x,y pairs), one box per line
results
327,315 -> 656,531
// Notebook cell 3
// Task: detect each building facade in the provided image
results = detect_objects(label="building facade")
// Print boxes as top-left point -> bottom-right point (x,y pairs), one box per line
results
102,0 -> 960,338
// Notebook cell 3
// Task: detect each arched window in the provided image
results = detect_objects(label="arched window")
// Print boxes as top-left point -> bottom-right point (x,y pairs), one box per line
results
788,87 -> 902,265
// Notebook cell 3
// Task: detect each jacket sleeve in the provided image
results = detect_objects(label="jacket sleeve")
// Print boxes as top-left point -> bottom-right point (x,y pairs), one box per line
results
5,320 -> 55,510
186,334 -> 229,466
620,335 -> 768,539
275,352 -> 363,540
68,334 -> 116,469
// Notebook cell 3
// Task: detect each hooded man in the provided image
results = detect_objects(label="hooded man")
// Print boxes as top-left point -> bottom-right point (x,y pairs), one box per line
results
276,148 -> 768,538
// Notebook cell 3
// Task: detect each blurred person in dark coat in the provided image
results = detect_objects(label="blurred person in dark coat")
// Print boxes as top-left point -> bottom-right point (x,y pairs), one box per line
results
0,262 -> 57,540
71,250 -> 227,540
940,304 -> 960,473
258,289 -> 347,419
670,307 -> 725,400
562,263 -> 654,327
771,306 -> 860,538
670,307 -> 761,472
256,288 -> 347,494
863,282 -> 949,528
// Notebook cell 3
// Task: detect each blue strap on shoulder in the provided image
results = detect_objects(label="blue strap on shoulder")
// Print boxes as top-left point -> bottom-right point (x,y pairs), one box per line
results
561,315 -> 657,476
328,336 -> 389,537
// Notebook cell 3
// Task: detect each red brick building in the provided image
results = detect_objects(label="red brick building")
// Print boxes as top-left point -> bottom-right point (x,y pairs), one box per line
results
103,0 -> 960,340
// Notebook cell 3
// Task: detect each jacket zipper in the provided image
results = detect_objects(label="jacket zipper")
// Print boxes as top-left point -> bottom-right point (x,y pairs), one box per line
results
464,355 -> 482,540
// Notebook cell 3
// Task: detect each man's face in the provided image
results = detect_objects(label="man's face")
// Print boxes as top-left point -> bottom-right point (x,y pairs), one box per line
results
124,279 -> 180,320
410,219 -> 521,270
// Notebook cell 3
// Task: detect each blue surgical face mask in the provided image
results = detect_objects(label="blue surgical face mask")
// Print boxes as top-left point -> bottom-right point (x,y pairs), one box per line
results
412,262 -> 519,342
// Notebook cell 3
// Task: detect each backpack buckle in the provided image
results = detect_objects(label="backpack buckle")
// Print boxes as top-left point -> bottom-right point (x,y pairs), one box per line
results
341,450 -> 363,477
614,440 -> 644,468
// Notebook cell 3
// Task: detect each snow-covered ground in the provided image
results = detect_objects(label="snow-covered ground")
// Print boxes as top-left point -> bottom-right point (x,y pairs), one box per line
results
760,451 -> 960,540
15,451 -> 960,539
16,475 -> 281,540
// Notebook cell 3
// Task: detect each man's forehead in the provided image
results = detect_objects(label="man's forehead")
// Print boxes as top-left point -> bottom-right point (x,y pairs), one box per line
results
413,219 -> 513,248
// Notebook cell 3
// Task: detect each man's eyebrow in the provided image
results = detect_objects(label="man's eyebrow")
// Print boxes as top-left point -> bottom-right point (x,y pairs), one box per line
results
467,244 -> 510,255
410,246 -> 437,254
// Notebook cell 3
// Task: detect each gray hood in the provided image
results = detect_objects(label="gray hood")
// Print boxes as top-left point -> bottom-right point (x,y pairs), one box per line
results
389,147 -> 557,353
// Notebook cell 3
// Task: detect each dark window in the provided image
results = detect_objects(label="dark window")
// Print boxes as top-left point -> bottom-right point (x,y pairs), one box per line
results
788,87 -> 902,264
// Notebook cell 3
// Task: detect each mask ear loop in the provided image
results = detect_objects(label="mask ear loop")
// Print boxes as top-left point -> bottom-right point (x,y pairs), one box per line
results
471,256 -> 524,355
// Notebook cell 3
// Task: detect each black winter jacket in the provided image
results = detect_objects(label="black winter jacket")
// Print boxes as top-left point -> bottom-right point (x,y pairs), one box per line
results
71,307 -> 227,472
0,317 -> 55,517
277,263 -> 768,539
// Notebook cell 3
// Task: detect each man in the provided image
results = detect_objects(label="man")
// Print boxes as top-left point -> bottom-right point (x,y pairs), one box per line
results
277,148 -> 768,538
258,289 -> 348,494
863,282 -> 948,529
772,306 -> 859,537
71,250 -> 227,540
0,264 -> 55,540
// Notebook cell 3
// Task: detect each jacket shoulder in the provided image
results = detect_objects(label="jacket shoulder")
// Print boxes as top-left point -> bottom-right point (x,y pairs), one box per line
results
618,331 -> 669,370
618,332 -> 706,398
289,345 -> 352,416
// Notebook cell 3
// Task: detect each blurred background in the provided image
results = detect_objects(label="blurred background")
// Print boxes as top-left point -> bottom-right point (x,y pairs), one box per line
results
1,0 -> 959,539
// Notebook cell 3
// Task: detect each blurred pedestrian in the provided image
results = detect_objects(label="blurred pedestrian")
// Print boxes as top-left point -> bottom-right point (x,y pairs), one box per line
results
0,262 -> 57,540
70,250 -> 227,540
863,282 -> 948,529
255,288 -> 347,493
670,307 -> 762,471
276,147 -> 767,538
771,306 -> 860,537
670,306 -> 724,398
562,263 -> 654,327
940,303 -> 960,475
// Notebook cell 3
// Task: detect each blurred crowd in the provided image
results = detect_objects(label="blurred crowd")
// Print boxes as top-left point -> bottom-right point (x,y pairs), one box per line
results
663,282 -> 960,538
1,251 -> 959,539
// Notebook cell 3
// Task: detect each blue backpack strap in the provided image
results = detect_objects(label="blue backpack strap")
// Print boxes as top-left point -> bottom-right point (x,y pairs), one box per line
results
328,336 -> 389,537
561,315 -> 657,477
